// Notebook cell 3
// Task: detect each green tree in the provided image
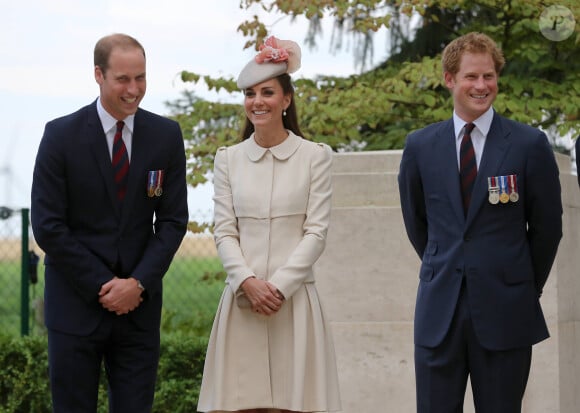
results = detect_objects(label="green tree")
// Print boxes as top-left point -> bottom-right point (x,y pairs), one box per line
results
171,0 -> 580,188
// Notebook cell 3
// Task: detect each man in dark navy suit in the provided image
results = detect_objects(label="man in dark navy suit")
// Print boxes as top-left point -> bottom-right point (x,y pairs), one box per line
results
398,32 -> 562,412
31,33 -> 188,412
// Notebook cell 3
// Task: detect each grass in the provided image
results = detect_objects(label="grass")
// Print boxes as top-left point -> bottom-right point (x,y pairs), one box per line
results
0,256 -> 227,338
161,256 -> 226,335
0,258 -> 37,336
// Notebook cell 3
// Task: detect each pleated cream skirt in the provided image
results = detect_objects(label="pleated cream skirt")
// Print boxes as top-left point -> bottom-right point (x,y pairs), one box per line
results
197,282 -> 341,413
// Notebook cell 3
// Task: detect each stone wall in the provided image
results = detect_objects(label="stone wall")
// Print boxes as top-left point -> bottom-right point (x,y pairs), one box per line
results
314,150 -> 580,412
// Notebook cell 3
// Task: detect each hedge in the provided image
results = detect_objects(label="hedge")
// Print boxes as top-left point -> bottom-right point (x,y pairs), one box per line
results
0,332 -> 208,413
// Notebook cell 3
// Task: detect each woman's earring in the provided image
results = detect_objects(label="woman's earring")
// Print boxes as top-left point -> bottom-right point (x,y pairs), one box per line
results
283,110 -> 287,117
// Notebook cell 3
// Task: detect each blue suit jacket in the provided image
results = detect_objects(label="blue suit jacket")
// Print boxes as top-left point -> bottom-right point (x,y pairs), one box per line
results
31,101 -> 188,335
398,112 -> 562,351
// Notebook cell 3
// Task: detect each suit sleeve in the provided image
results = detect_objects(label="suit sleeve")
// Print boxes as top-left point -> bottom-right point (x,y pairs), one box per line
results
398,134 -> 428,259
31,121 -> 115,303
525,131 -> 563,295
575,137 -> 580,188
269,143 -> 333,299
131,121 -> 188,293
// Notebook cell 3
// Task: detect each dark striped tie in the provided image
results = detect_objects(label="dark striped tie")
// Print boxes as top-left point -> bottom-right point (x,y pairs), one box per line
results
459,122 -> 476,215
112,121 -> 129,200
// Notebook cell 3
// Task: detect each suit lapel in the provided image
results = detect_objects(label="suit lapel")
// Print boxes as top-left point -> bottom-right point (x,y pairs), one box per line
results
86,103 -> 122,218
438,119 -> 466,224
465,112 -> 510,225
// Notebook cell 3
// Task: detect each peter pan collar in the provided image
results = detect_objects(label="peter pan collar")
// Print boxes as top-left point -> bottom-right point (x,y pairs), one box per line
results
244,131 -> 302,162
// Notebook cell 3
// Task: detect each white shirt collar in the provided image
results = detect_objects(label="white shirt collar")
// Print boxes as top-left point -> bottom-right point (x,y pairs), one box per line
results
452,106 -> 494,139
96,97 -> 135,134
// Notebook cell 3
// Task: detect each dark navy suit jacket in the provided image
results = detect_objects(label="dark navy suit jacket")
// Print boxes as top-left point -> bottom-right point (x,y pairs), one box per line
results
398,112 -> 562,351
31,100 -> 188,335
575,137 -> 580,185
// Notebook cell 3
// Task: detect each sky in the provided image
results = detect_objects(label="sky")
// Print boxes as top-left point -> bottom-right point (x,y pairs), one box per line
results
0,0 -> 390,221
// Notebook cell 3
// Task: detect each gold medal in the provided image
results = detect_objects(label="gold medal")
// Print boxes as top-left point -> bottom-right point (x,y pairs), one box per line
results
498,175 -> 509,204
499,193 -> 509,203
148,188 -> 155,197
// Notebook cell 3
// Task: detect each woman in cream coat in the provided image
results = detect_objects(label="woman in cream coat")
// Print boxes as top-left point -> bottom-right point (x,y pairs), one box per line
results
197,37 -> 341,413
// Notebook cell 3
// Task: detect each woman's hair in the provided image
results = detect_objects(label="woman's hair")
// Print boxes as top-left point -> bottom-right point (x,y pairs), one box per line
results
240,74 -> 306,141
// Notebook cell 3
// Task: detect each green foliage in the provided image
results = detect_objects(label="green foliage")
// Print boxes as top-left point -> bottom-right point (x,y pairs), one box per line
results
0,333 -> 209,413
169,0 -> 580,184
154,333 -> 208,413
0,255 -> 223,411
166,88 -> 243,189
0,335 -> 50,413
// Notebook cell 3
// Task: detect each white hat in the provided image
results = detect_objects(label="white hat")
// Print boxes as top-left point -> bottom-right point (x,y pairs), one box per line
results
237,36 -> 301,89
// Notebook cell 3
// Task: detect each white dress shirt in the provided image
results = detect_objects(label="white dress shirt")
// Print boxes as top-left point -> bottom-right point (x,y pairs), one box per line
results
96,97 -> 135,162
453,106 -> 494,170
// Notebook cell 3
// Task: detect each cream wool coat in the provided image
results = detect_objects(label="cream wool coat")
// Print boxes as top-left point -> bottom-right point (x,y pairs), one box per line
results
197,132 -> 341,413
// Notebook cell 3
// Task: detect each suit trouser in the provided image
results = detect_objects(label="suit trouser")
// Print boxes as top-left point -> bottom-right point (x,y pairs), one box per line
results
414,282 -> 532,413
47,312 -> 160,413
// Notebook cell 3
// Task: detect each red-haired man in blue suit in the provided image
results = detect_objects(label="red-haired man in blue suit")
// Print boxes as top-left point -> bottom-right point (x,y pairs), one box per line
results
398,32 -> 562,413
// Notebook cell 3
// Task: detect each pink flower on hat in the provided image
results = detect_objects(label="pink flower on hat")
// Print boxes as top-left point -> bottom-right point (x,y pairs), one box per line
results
254,36 -> 301,74
256,36 -> 289,64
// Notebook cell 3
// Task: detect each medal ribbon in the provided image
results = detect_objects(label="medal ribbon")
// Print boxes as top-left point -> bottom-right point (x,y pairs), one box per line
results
509,174 -> 517,194
156,170 -> 163,190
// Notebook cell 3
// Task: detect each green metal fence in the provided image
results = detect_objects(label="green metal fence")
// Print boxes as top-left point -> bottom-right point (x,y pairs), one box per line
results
0,207 -> 224,337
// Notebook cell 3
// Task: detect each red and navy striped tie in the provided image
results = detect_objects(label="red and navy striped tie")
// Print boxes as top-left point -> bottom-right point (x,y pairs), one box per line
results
459,122 -> 476,215
112,121 -> 129,200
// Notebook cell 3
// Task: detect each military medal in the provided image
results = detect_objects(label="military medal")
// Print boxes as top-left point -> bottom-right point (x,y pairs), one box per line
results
499,175 -> 509,204
508,174 -> 519,202
488,177 -> 500,204
147,170 -> 164,197
147,171 -> 156,197
154,170 -> 164,197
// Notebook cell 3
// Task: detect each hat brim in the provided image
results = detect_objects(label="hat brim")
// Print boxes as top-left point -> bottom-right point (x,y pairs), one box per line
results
237,59 -> 288,89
